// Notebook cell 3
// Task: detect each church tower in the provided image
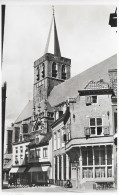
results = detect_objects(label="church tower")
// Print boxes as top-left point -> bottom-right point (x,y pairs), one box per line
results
33,9 -> 71,110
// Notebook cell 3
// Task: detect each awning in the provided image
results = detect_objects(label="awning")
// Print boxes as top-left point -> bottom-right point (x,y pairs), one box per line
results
9,167 -> 26,173
42,166 -> 50,172
9,167 -> 19,173
17,167 -> 26,173
28,167 -> 42,172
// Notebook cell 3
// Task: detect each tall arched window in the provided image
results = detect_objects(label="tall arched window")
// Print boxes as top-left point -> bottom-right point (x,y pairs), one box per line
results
62,65 -> 66,80
42,63 -> 45,78
52,62 -> 57,78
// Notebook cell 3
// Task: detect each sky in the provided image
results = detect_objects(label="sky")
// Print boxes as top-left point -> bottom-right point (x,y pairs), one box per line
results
2,3 -> 117,132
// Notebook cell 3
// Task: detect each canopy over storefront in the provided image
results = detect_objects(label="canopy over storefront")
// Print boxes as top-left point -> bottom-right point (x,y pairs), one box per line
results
28,166 -> 50,172
10,167 -> 26,173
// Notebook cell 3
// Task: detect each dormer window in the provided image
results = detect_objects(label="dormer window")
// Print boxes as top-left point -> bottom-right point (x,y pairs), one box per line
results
52,62 -> 57,78
62,65 -> 66,80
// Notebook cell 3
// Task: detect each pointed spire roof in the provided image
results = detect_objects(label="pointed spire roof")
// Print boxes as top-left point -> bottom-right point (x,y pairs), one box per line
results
44,8 -> 61,57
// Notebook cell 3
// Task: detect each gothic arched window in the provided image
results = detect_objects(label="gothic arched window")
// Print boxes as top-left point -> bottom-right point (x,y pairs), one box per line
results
42,63 -> 45,78
52,62 -> 57,78
62,65 -> 66,80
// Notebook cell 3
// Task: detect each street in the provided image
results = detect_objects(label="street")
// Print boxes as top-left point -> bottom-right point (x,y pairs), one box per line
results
2,185 -> 117,193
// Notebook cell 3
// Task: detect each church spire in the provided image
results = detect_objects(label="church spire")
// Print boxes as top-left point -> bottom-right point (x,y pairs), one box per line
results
44,6 -> 61,57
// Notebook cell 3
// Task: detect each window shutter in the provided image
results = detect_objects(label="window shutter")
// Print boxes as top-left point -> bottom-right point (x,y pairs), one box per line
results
103,116 -> 110,135
85,96 -> 92,105
84,127 -> 90,136
103,126 -> 110,135
84,117 -> 90,136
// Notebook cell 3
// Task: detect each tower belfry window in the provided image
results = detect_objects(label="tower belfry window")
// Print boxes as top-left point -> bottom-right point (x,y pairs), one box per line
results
36,66 -> 39,81
52,62 -> 57,78
62,65 -> 66,80
42,63 -> 45,78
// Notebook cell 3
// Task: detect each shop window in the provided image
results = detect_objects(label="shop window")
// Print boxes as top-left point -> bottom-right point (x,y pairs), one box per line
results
107,145 -> 112,165
88,147 -> 93,165
83,168 -> 93,178
82,150 -> 87,166
38,172 -> 43,181
43,148 -> 48,158
107,167 -> 112,177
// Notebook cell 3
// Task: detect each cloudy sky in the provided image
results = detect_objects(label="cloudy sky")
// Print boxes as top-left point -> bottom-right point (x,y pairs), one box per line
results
2,2 -> 117,131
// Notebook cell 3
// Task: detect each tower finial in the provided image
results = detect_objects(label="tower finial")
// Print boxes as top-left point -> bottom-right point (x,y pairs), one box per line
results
52,5 -> 55,17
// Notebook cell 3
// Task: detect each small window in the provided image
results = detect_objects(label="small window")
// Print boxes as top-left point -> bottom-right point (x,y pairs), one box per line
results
92,96 -> 97,103
36,149 -> 41,158
43,148 -> 48,158
15,147 -> 18,153
20,146 -> 23,153
86,96 -> 97,105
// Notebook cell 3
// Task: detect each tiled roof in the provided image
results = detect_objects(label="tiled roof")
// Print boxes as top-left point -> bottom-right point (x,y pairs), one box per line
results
15,100 -> 33,123
48,54 -> 117,106
28,132 -> 52,148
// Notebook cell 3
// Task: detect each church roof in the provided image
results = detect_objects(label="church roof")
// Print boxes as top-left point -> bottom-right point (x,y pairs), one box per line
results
15,100 -> 33,123
48,54 -> 117,107
14,54 -> 117,123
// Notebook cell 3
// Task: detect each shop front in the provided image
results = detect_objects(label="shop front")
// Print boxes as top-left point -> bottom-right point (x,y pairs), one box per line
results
66,144 -> 114,189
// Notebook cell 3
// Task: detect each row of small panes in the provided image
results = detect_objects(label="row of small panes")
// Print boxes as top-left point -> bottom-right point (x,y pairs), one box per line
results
82,167 -> 112,178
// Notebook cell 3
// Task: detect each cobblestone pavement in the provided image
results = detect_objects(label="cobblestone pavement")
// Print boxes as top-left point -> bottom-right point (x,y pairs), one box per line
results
2,185 -> 117,193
